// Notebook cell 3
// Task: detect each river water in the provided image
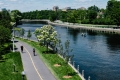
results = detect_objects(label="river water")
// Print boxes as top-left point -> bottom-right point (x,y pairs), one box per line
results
18,22 -> 120,80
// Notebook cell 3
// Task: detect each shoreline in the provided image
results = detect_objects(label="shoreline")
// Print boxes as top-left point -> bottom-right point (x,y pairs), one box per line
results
48,21 -> 120,34
21,19 -> 120,34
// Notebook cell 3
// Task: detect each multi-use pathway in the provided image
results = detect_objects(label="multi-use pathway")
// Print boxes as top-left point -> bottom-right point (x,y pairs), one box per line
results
15,40 -> 56,80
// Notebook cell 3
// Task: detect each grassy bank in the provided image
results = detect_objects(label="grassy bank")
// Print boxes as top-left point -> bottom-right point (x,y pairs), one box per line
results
17,37 -> 82,80
0,51 -> 26,80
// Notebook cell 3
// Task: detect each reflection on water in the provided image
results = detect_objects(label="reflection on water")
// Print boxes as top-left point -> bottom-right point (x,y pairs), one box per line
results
18,22 -> 120,80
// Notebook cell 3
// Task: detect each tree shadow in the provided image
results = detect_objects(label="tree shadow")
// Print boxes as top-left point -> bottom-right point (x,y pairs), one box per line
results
0,60 -> 5,63
68,72 -> 78,76
42,50 -> 56,54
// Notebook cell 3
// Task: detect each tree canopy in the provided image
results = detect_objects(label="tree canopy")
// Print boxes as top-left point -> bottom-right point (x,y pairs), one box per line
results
21,0 -> 120,26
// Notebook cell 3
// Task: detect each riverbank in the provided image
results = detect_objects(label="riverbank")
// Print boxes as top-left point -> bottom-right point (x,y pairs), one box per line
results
48,21 -> 120,34
21,19 -> 120,34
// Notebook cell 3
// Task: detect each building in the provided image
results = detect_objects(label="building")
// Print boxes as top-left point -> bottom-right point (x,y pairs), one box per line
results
2,8 -> 7,11
53,6 -> 59,11
62,7 -> 75,11
77,7 -> 86,10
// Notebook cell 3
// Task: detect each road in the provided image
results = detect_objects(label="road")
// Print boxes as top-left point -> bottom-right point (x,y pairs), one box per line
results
15,40 -> 56,80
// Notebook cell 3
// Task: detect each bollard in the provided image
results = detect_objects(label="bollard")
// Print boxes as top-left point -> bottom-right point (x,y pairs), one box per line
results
88,76 -> 90,80
82,70 -> 84,77
69,57 -> 71,64
73,61 -> 75,67
77,65 -> 79,73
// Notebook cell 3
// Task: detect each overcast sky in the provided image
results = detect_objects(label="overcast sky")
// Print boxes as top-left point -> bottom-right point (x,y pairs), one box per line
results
0,0 -> 108,12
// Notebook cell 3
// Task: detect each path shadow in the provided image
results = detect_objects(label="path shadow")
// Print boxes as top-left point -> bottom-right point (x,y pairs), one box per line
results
14,40 -> 19,43
14,47 -> 18,50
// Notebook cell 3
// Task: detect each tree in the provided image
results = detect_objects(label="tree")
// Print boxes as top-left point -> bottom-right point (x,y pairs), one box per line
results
106,0 -> 120,26
11,10 -> 22,26
27,30 -> 32,40
20,28 -> 25,38
88,10 -> 97,23
64,40 -> 74,76
0,10 -> 12,29
34,25 -> 58,52
0,26 -> 11,58
88,5 -> 100,12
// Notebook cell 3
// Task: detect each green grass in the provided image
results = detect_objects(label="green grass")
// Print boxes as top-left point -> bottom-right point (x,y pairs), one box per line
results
0,51 -> 27,80
17,38 -> 82,80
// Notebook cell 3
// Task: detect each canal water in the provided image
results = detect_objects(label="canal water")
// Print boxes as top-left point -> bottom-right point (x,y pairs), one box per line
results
18,22 -> 120,80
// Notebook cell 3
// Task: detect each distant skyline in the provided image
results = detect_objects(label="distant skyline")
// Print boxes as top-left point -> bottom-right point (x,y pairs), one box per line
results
0,0 -> 109,12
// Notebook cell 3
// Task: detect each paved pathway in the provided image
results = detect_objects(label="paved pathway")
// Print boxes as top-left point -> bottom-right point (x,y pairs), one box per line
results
14,40 -> 56,80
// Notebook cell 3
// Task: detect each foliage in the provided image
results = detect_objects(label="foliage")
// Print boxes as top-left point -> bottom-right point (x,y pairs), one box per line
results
0,10 -> 12,29
87,10 -> 97,23
0,26 -> 11,46
106,0 -> 120,26
27,30 -> 32,40
20,28 -> 25,38
21,0 -> 120,25
14,28 -> 21,37
11,10 -> 22,26
34,25 -> 58,52
88,5 -> 100,12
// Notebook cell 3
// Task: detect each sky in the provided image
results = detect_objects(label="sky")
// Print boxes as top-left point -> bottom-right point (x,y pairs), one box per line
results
0,0 -> 109,12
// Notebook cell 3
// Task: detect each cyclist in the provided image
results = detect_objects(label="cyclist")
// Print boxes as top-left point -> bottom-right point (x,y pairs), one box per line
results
21,45 -> 23,53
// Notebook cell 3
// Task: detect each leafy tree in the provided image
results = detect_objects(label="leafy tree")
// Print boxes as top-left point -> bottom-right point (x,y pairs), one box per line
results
0,26 -> 11,58
20,28 -> 25,38
106,0 -> 120,26
0,10 -> 12,29
14,28 -> 21,37
64,40 -> 73,76
88,5 -> 100,12
34,25 -> 58,52
88,10 -> 97,23
27,30 -> 32,40
11,10 -> 22,26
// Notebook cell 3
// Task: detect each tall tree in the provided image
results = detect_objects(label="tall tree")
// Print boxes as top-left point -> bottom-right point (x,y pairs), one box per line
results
88,5 -> 100,12
0,26 -> 11,58
106,0 -> 120,26
88,10 -> 97,23
27,30 -> 32,40
11,10 -> 22,26
34,25 -> 58,52
20,28 -> 25,38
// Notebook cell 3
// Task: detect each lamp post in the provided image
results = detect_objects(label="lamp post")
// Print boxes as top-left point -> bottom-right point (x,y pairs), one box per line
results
13,23 -> 15,52
21,71 -> 25,80
13,37 -> 14,52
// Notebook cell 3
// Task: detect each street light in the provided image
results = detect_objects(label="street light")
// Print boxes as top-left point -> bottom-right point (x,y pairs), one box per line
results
12,23 -> 16,52
13,37 -> 14,52
21,71 -> 25,80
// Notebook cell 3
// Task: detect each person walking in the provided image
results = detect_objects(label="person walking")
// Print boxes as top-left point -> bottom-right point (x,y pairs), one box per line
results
21,45 -> 23,53
33,48 -> 35,56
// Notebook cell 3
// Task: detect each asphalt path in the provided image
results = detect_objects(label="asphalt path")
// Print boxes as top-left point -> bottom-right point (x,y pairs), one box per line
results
14,40 -> 56,80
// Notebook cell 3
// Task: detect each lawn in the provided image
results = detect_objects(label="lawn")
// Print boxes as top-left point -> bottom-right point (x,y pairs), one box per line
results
0,51 -> 27,80
16,38 -> 82,80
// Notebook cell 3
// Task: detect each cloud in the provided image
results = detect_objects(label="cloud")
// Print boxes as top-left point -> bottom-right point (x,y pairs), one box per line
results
0,1 -> 4,5
75,0 -> 92,2
10,0 -> 18,1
